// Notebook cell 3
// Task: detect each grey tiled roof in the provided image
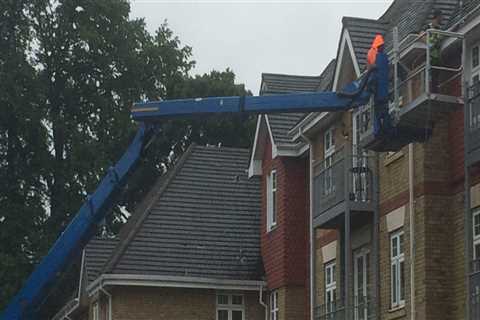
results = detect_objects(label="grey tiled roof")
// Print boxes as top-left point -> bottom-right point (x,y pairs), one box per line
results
342,0 -> 458,70
448,0 -> 480,28
84,237 -> 118,284
261,59 -> 336,146
104,145 -> 263,281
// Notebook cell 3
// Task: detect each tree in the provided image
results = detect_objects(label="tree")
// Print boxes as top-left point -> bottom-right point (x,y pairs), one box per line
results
0,0 -> 50,308
0,0 -> 254,313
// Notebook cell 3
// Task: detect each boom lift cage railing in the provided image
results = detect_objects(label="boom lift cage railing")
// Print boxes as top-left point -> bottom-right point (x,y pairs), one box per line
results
358,29 -> 464,144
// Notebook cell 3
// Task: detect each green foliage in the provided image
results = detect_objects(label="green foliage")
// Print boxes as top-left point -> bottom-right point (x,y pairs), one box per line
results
0,0 -> 254,314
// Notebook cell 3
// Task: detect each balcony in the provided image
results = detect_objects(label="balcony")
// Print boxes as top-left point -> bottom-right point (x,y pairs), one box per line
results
312,147 -> 375,227
466,82 -> 480,166
315,298 -> 376,320
360,29 -> 464,152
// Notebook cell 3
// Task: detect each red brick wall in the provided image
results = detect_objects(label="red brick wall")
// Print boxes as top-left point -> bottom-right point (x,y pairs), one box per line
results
260,136 -> 309,291
449,108 -> 465,185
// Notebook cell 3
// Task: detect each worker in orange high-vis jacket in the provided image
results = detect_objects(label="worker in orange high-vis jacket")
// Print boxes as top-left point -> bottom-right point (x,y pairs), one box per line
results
367,34 -> 385,70
366,34 -> 391,136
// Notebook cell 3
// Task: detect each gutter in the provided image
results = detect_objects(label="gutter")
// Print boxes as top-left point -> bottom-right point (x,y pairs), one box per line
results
87,274 -> 267,297
408,144 -> 416,320
299,127 -> 315,320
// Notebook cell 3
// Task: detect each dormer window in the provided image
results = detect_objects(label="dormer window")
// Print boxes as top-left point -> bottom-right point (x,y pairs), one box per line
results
267,170 -> 278,231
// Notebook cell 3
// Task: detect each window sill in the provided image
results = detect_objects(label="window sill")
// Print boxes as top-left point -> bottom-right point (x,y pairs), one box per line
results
387,305 -> 406,320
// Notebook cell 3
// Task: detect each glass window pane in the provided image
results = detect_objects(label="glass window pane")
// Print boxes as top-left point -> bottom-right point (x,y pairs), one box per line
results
232,310 -> 243,320
218,295 -> 229,305
399,233 -> 404,254
473,46 -> 479,68
475,213 -> 480,236
218,310 -> 229,320
400,261 -> 405,301
391,236 -> 398,258
476,243 -> 480,260
391,264 -> 397,305
232,295 -> 243,305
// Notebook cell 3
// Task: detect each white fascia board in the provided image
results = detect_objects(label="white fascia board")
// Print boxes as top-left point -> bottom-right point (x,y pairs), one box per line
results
264,115 -> 278,159
276,143 -> 310,157
248,115 -> 264,177
333,29 -> 360,91
87,274 -> 266,296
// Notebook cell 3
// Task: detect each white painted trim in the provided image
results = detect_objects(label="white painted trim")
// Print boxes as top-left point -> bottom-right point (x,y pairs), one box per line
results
275,143 -> 310,157
333,29 -> 361,91
345,29 -> 361,77
264,115 -> 278,159
87,274 -> 266,296
248,115 -> 263,177
248,159 -> 262,178
291,113 -> 329,140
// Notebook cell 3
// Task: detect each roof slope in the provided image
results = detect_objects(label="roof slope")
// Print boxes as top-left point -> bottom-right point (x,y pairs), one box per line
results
261,59 -> 336,147
448,0 -> 480,28
341,0 -> 459,70
104,145 -> 263,281
84,237 -> 118,285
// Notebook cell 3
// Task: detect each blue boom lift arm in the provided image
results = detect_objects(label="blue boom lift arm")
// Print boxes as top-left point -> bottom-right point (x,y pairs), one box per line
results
2,71 -> 380,320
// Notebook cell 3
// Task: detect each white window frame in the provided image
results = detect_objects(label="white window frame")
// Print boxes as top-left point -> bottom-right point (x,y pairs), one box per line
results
390,230 -> 405,309
267,169 -> 277,231
270,290 -> 279,320
92,301 -> 99,320
216,293 -> 245,320
473,209 -> 480,261
325,261 -> 337,313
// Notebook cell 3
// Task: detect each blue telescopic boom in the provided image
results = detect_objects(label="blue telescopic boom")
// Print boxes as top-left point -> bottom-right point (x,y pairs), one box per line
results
2,70 -> 380,319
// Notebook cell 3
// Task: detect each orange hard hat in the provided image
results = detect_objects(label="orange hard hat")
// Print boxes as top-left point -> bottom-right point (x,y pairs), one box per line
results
371,34 -> 385,49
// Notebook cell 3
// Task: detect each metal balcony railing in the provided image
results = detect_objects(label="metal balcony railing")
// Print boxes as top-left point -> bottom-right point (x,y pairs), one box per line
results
467,82 -> 480,164
315,300 -> 345,320
469,260 -> 480,320
312,146 -> 374,220
315,297 -> 376,320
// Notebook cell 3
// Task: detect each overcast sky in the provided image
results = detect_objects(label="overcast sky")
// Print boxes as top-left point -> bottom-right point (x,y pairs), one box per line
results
130,0 -> 393,94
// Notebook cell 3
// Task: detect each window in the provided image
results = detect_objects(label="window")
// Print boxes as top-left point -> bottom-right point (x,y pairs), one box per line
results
324,127 -> 336,195
217,293 -> 244,320
270,291 -> 279,320
473,209 -> 480,262
390,230 -> 405,308
325,261 -> 337,313
267,170 -> 277,231
473,45 -> 479,69
92,302 -> 99,320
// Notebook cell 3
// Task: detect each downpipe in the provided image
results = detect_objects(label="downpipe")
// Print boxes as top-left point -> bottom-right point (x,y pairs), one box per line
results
299,127 -> 315,320
409,143 -> 416,320
259,285 -> 268,320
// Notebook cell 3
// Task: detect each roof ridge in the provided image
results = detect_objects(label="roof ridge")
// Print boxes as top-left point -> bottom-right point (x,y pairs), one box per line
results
261,72 -> 321,79
194,145 -> 250,152
101,144 -> 196,274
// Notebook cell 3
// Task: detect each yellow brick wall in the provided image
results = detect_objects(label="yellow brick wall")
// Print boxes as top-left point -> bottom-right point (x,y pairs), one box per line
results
84,286 -> 265,320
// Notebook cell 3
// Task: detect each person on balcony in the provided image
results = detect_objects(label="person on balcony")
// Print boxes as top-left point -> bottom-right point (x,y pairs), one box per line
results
366,34 -> 391,136
427,9 -> 443,93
